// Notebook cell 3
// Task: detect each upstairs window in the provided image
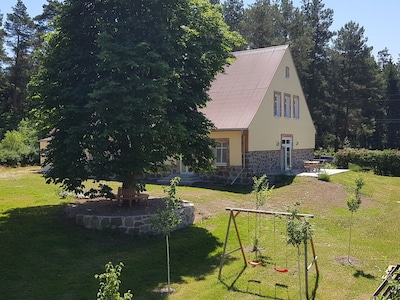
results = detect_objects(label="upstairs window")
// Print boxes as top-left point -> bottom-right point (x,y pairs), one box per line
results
274,92 -> 282,117
293,95 -> 300,119
284,93 -> 291,118
214,140 -> 228,166
285,66 -> 290,78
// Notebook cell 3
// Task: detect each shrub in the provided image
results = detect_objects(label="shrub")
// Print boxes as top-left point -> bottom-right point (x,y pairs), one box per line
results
0,119 -> 39,166
95,262 -> 133,300
348,163 -> 362,172
317,173 -> 330,182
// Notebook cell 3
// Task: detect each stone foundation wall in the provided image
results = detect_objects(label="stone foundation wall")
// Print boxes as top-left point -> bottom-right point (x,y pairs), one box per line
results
76,201 -> 195,236
200,165 -> 253,185
246,150 -> 282,174
199,148 -> 314,184
292,148 -> 314,169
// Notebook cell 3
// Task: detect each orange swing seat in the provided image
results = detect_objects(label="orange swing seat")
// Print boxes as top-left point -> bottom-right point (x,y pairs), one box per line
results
248,260 -> 263,267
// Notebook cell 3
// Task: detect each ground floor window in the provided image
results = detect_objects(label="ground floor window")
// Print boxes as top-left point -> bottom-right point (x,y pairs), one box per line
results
214,140 -> 229,166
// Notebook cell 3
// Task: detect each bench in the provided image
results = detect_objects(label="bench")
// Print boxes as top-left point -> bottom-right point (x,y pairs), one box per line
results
117,187 -> 149,207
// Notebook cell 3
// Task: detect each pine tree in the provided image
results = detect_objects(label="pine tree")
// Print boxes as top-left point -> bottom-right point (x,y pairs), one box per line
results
382,61 -> 400,149
222,0 -> 244,32
300,0 -> 334,148
4,0 -> 35,131
330,21 -> 383,149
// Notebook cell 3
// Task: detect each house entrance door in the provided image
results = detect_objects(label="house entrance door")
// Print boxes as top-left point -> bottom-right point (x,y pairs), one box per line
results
282,137 -> 292,171
179,160 -> 193,175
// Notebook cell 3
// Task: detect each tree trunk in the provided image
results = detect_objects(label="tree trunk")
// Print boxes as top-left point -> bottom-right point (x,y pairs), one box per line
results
166,234 -> 171,292
122,171 -> 137,189
347,211 -> 353,263
297,246 -> 302,300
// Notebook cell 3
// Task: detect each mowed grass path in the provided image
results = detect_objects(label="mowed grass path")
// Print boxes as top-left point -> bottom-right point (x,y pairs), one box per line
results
0,167 -> 399,299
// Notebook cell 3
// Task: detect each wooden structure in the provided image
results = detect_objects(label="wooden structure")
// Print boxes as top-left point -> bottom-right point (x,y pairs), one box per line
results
218,207 -> 319,299
117,187 -> 149,207
303,160 -> 322,173
372,264 -> 400,299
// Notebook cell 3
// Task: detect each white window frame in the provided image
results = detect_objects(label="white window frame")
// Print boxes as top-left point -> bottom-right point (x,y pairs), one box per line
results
214,140 -> 228,166
285,66 -> 290,78
274,92 -> 282,117
293,95 -> 300,119
284,93 -> 291,118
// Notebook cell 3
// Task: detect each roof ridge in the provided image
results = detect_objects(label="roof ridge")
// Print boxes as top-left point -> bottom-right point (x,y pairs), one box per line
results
233,44 -> 289,55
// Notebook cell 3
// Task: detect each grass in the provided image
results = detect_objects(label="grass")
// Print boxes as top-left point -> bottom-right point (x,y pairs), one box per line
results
0,166 -> 399,299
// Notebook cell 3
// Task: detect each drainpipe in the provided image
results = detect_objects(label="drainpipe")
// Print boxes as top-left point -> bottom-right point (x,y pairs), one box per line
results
231,130 -> 246,185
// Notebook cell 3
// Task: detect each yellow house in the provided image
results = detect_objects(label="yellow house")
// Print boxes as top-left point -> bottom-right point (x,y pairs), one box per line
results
198,45 -> 315,184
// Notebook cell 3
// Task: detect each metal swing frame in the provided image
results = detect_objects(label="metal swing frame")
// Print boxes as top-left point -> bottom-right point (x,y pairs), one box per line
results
218,207 -> 319,299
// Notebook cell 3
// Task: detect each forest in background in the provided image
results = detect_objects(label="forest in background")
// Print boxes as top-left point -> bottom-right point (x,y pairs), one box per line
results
1,0 -> 400,166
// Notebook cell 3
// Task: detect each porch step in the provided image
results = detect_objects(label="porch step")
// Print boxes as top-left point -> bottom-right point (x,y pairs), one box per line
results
156,174 -> 203,186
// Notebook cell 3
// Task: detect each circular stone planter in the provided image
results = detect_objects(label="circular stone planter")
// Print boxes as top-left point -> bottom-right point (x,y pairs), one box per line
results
73,199 -> 195,236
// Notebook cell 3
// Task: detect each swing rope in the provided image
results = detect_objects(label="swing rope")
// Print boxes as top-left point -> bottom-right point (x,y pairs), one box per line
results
273,215 -> 289,273
247,212 -> 262,266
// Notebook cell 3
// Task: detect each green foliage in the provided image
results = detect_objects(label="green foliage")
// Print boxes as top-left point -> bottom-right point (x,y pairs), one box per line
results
346,176 -> 364,262
151,177 -> 182,236
335,148 -> 400,176
1,167 -> 400,299
0,119 -> 39,166
251,174 -> 273,209
346,176 -> 364,213
317,173 -> 330,182
251,174 -> 273,255
95,262 -> 133,300
30,0 -> 245,192
286,202 -> 313,247
3,0 -> 36,129
348,163 -> 363,172
151,176 -> 182,293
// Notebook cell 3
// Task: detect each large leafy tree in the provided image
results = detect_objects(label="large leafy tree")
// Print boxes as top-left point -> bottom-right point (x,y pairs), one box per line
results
31,0 -> 244,192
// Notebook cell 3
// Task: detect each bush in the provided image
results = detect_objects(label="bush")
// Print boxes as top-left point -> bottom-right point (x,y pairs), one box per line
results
95,262 -> 133,300
348,163 -> 363,172
317,173 -> 330,182
0,119 -> 39,166
335,148 -> 400,176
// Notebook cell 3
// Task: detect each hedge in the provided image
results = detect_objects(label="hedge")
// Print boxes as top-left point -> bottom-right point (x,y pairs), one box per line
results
334,148 -> 400,176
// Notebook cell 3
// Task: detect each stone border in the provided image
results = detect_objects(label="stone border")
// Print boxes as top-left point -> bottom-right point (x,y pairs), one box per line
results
76,201 -> 195,236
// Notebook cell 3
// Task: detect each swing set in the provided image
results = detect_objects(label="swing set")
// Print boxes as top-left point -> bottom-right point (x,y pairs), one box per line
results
218,207 -> 319,299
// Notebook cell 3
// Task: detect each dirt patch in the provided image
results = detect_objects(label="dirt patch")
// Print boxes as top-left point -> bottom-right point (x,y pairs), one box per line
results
335,255 -> 363,267
57,175 -> 374,223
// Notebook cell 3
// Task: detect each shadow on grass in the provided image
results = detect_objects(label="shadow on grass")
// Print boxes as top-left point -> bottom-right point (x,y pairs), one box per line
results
309,273 -> 320,300
353,269 -> 376,279
0,204 -> 222,300
190,174 -> 296,194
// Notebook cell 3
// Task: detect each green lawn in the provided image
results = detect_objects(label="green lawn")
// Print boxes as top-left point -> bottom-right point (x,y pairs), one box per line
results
0,167 -> 398,299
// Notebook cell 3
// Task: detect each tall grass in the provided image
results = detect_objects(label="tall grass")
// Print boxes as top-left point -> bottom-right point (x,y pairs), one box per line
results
0,167 -> 399,299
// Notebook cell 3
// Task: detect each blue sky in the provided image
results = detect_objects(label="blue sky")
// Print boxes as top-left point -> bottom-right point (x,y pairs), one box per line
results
1,0 -> 399,58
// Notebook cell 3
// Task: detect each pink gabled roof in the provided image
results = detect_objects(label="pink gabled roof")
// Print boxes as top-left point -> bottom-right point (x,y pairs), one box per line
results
202,45 -> 288,130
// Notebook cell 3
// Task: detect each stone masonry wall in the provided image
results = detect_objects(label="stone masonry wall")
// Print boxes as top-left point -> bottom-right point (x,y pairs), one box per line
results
76,201 -> 195,236
200,148 -> 314,184
292,148 -> 314,169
